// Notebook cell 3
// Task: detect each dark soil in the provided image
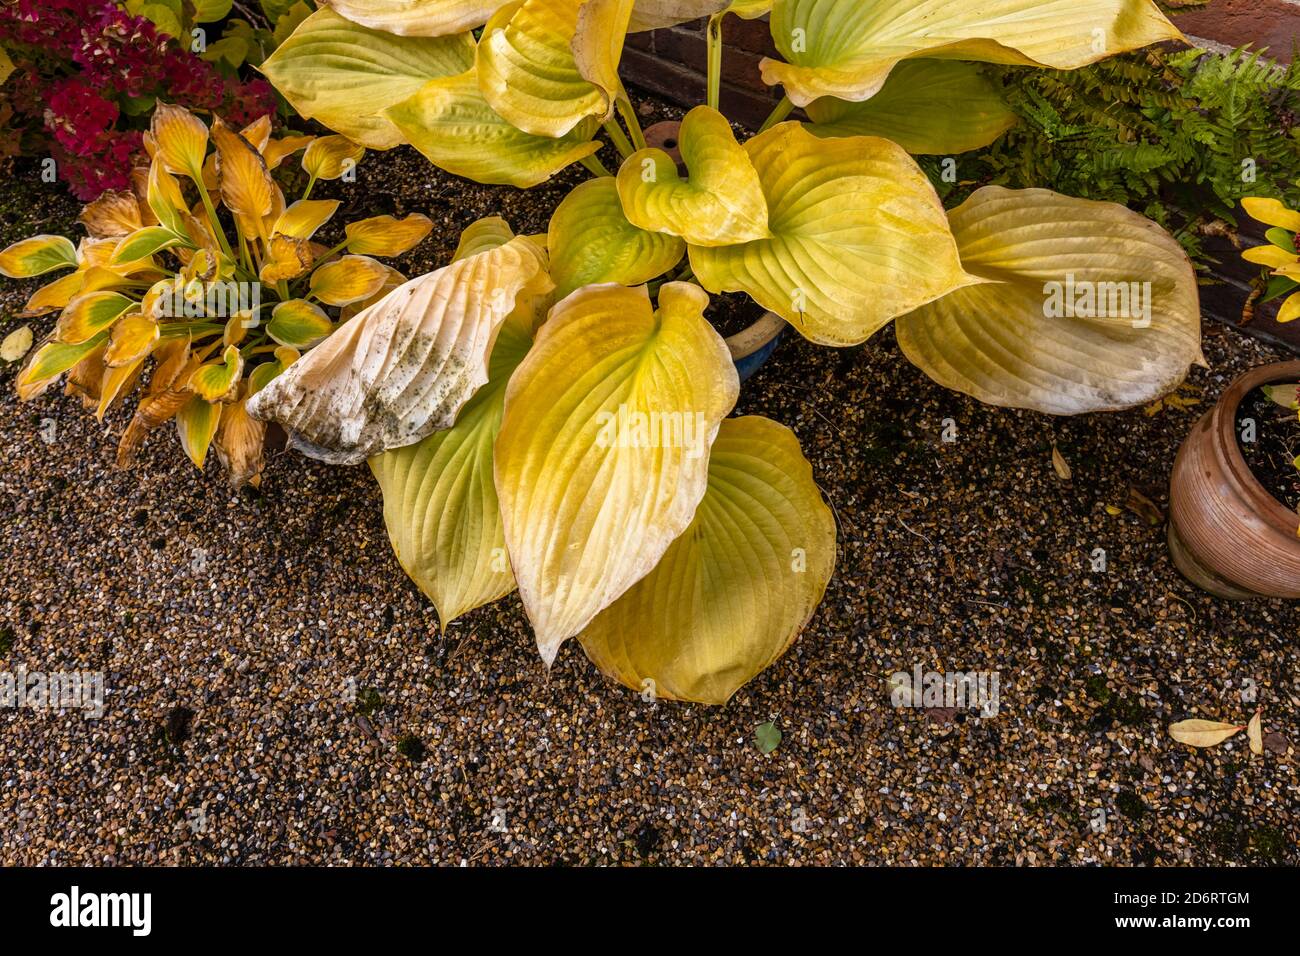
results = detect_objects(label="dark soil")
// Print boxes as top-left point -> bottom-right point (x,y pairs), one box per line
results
1235,385 -> 1300,512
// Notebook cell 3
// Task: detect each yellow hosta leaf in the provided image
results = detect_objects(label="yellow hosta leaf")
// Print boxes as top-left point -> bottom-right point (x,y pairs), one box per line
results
1280,291 -> 1300,324
1168,719 -> 1245,748
213,396 -> 267,488
308,254 -> 391,306
690,122 -> 973,345
495,281 -> 739,665
895,186 -> 1204,414
451,216 -> 517,261
104,312 -> 160,367
369,307 -> 537,626
273,199 -> 342,240
344,213 -> 434,257
150,102 -> 210,180
579,416 -> 834,703
187,344 -> 245,402
1262,383 -> 1300,409
260,235 -> 315,283
54,291 -> 137,344
176,394 -> 224,468
64,344 -> 106,409
240,114 -> 273,153
147,156 -> 189,235
261,9 -> 475,149
804,60 -> 1018,154
302,134 -> 366,180
17,333 -> 109,401
111,226 -> 184,264
476,0 -> 632,137
247,359 -> 284,396
212,116 -> 277,240
262,134 -> 316,170
1243,245 -> 1298,270
323,0 -> 504,36
0,235 -> 77,278
628,0 -> 728,31
339,264 -> 408,320
1,325 -> 34,363
78,190 -> 144,239
548,177 -> 683,298
762,0 -> 1183,107
21,273 -> 85,317
95,356 -> 145,420
1243,197 -> 1300,233
386,70 -> 601,187
248,235 -> 553,463
617,105 -> 769,247
268,298 -> 334,348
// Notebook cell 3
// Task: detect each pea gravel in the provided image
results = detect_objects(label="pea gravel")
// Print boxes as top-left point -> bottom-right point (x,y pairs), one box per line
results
1,128 -> 1297,867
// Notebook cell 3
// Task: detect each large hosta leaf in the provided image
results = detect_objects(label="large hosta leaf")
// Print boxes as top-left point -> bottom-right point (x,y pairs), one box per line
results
325,0 -> 505,36
628,0 -> 728,31
247,235 -> 553,463
579,415 -> 834,704
762,0 -> 1183,106
895,186 -> 1203,414
386,70 -> 601,187
476,0 -> 633,138
690,122 -> 974,346
260,9 -> 475,149
548,177 -> 685,298
369,308 -> 535,627
495,282 -> 738,665
617,105 -> 770,247
804,60 -> 1018,154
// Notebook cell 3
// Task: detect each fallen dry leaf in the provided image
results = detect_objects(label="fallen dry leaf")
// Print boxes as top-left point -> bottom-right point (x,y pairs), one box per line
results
1125,487 -> 1164,526
1,325 -> 33,363
1248,709 -> 1263,756
1168,719 -> 1245,748
1263,731 -> 1289,755
1051,445 -> 1071,480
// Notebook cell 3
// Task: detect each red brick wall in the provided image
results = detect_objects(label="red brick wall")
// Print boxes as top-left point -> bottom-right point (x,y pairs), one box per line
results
620,1 -> 1300,130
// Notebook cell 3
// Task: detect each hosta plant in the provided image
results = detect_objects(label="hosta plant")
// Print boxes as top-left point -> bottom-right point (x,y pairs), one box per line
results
13,1 -> 1207,704
1242,194 -> 1300,325
1,102 -> 432,486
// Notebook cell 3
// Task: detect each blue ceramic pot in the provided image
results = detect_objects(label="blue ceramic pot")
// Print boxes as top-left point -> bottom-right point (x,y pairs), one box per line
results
726,311 -> 785,383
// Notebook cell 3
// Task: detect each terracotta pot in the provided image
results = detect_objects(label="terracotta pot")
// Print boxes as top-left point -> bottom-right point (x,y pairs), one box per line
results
1167,360 -> 1300,599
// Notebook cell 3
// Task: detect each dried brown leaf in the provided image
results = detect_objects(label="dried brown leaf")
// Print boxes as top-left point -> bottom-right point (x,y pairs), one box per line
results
1168,719 -> 1245,748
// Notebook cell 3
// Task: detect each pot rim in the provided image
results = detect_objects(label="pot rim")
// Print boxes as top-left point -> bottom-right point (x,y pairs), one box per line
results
1213,359 -> 1300,536
725,310 -> 784,361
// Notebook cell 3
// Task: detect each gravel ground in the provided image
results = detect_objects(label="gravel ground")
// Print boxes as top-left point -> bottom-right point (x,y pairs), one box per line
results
1,110 -> 1298,866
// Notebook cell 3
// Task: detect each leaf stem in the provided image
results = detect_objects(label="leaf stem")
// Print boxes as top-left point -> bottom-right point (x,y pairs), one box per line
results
616,91 -> 646,151
579,153 -> 613,178
758,94 -> 795,133
706,13 -> 724,111
602,118 -> 635,160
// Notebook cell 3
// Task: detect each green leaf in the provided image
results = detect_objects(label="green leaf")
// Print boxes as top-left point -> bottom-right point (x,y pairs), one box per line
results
259,8 -> 476,149
386,70 -> 602,187
547,177 -> 685,298
754,720 -> 781,754
804,60 -> 1018,155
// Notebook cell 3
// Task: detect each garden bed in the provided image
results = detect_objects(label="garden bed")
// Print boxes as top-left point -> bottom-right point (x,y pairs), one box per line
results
1,126 -> 1297,865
